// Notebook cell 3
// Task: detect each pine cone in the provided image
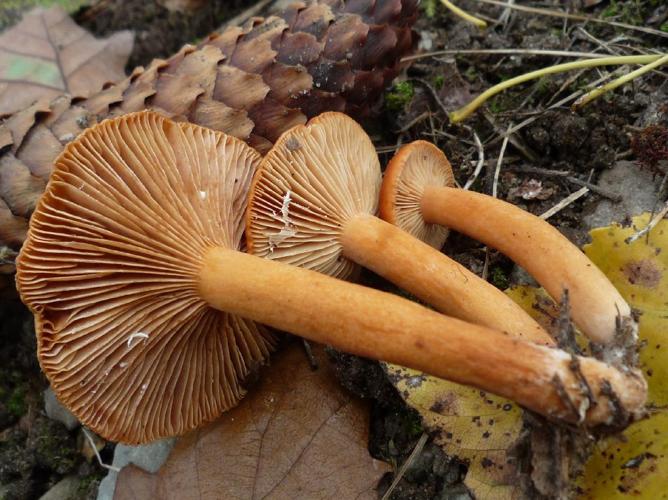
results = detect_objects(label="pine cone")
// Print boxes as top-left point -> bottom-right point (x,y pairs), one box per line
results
0,0 -> 418,256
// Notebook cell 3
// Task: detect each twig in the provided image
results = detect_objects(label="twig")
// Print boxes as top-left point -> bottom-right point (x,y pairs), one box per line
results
398,111 -> 430,133
540,187 -> 589,220
492,124 -> 512,198
483,111 -> 536,161
566,177 -> 622,202
463,129 -> 485,190
82,427 -> 120,472
381,432 -> 429,500
473,0 -> 668,39
411,78 -> 449,116
625,201 -> 668,244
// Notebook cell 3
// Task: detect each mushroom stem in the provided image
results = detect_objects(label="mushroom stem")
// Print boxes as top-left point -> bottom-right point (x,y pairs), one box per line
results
199,247 -> 645,427
419,185 -> 631,344
340,214 -> 553,344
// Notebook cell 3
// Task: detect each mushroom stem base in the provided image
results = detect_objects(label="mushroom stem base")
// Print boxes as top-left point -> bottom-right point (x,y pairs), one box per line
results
197,247 -> 646,428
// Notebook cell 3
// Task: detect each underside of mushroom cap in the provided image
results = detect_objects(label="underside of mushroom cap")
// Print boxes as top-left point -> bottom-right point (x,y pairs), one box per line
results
16,111 -> 276,444
380,140 -> 454,249
246,112 -> 381,281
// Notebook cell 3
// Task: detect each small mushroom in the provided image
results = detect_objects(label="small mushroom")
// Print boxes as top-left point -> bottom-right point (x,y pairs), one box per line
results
246,113 -> 552,344
380,140 -> 633,345
17,112 -> 645,443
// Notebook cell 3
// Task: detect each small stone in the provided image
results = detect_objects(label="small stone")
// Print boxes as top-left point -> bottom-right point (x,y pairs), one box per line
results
583,160 -> 659,230
44,388 -> 79,431
39,475 -> 79,500
96,437 -> 175,500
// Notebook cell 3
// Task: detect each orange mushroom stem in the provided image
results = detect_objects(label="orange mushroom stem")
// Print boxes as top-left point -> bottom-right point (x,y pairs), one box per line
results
17,112 -> 644,444
380,140 -> 634,346
246,113 -> 552,345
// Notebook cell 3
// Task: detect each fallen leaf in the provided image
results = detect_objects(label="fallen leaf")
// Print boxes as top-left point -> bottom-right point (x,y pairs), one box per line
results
0,6 -> 133,115
0,0 -> 91,31
383,364 -> 524,499
114,342 -> 390,500
577,213 -> 668,499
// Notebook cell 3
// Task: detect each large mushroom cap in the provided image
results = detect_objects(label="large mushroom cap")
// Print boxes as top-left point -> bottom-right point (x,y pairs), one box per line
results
380,140 -> 454,249
16,111 -> 276,444
246,112 -> 380,280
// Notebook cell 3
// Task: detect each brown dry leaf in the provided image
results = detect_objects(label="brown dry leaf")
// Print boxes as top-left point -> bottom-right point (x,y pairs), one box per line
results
0,6 -> 133,115
114,342 -> 390,500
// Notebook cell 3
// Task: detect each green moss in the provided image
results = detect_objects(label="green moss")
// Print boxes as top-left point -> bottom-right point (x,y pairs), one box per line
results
385,81 -> 415,111
422,0 -> 437,18
661,23 -> 668,33
433,75 -> 445,90
463,65 -> 478,83
601,0 -> 643,26
6,387 -> 25,418
491,267 -> 509,290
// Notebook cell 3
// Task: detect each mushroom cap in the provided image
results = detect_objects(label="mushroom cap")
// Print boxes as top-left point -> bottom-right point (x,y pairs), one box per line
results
16,111 -> 276,444
380,140 -> 454,249
246,112 -> 381,281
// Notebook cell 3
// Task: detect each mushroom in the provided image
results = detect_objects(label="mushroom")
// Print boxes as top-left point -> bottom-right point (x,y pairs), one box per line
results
245,113 -> 552,345
380,140 -> 633,345
17,111 -> 645,444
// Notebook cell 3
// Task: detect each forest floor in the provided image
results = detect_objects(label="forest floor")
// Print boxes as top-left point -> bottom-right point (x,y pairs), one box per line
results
0,0 -> 667,498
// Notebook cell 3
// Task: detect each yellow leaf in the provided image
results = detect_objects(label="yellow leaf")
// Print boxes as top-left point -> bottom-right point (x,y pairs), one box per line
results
578,213 -> 668,498
383,364 -> 523,498
387,213 -> 668,499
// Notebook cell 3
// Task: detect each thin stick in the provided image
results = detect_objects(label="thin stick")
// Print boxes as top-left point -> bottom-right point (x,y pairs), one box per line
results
440,0 -> 487,29
540,187 -> 589,220
402,48 -> 618,63
573,54 -> 668,109
82,427 -> 120,472
625,201 -> 668,244
463,130 -> 485,190
450,55 -> 662,122
381,432 -> 429,500
473,0 -> 668,39
492,125 -> 511,198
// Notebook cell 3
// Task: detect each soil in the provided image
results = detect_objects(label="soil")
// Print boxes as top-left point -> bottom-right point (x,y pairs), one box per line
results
1,0 -> 668,498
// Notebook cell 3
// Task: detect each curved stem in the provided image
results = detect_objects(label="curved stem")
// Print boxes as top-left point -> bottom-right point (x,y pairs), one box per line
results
199,247 -> 645,427
420,186 -> 632,344
449,54 -> 662,122
340,214 -> 553,344
440,0 -> 487,29
572,53 -> 668,109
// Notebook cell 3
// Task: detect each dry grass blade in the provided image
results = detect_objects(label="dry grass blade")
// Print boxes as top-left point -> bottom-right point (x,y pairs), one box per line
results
402,48 -> 616,63
573,54 -> 668,109
450,55 -> 662,122
474,0 -> 668,39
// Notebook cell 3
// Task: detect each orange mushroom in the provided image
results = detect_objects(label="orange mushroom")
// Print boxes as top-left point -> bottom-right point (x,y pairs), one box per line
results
380,141 -> 634,346
246,113 -> 552,345
17,111 -> 645,444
